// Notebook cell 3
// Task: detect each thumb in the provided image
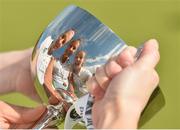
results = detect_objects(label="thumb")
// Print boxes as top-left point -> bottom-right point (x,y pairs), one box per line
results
135,39 -> 160,69
1,101 -> 46,124
17,105 -> 46,123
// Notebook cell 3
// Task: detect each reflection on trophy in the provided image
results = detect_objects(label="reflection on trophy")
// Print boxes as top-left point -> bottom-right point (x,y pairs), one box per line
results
30,5 -> 164,129
29,4 -> 129,128
31,29 -> 93,128
30,5 -> 127,129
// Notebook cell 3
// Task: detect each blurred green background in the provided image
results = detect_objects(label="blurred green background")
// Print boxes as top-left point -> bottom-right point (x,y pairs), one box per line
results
0,0 -> 180,128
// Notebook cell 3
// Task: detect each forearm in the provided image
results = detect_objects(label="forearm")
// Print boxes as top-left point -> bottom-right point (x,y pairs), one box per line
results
0,64 -> 18,94
0,48 -> 32,94
0,48 -> 32,70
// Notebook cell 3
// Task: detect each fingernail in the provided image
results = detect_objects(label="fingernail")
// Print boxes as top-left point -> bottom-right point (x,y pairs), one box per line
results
153,39 -> 159,50
148,39 -> 159,50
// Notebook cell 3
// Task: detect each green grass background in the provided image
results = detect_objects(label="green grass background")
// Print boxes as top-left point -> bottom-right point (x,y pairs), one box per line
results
0,0 -> 180,128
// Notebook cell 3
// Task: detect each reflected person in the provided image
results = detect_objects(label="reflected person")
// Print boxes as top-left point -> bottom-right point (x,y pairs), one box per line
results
44,39 -> 81,110
69,51 -> 92,96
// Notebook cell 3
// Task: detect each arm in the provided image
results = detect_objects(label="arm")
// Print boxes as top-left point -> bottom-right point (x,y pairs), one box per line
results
0,48 -> 32,94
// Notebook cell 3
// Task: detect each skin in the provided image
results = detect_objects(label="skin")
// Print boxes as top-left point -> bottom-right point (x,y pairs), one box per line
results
48,29 -> 75,55
0,39 -> 160,128
43,39 -> 80,109
0,48 -> 46,128
73,51 -> 86,74
43,57 -> 71,111
44,35 -> 80,109
31,29 -> 76,105
59,41 -> 81,100
67,51 -> 86,99
0,30 -> 77,128
43,57 -> 63,105
86,39 -> 160,128
60,40 -> 80,64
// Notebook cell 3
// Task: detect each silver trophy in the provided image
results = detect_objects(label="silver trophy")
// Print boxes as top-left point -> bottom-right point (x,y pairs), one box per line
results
30,5 -> 164,129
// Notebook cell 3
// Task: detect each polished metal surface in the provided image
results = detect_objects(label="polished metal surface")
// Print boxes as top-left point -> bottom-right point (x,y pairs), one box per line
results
31,5 -> 126,128
30,5 -> 164,129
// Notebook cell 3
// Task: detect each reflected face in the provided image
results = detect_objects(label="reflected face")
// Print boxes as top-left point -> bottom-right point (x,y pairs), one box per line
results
74,51 -> 86,69
53,29 -> 75,50
66,40 -> 80,55
61,40 -> 80,63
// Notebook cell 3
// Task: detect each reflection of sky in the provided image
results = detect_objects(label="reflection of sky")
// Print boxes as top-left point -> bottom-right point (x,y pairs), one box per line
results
37,5 -> 126,68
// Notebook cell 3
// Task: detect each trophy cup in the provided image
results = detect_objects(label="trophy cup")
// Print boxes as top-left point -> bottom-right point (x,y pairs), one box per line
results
30,5 -> 165,129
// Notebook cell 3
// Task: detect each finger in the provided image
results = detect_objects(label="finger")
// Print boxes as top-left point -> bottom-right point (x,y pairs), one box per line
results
0,102 -> 46,124
116,46 -> 137,68
135,39 -> 160,69
94,87 -> 105,101
86,76 -> 105,99
129,46 -> 138,57
105,60 -> 122,79
16,105 -> 46,123
104,46 -> 136,79
94,46 -> 136,90
151,69 -> 159,91
14,122 -> 35,129
87,76 -> 100,94
0,118 -> 10,128
95,66 -> 110,90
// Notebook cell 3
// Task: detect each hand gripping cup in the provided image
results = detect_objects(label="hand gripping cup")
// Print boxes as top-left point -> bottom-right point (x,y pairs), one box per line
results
30,5 -> 165,129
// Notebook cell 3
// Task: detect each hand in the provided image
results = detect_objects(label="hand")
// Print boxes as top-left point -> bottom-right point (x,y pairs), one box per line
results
0,48 -> 42,101
87,39 -> 160,128
0,101 -> 45,128
0,49 -> 47,128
